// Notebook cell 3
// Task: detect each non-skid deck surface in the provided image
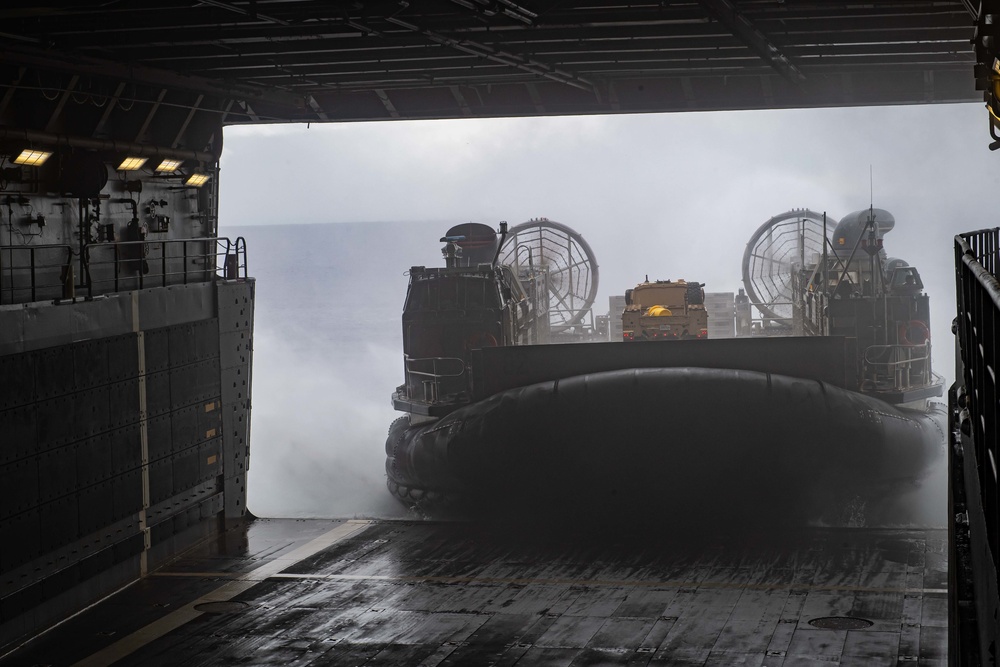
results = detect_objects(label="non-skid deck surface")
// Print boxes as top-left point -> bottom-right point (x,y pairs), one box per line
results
3,518 -> 947,666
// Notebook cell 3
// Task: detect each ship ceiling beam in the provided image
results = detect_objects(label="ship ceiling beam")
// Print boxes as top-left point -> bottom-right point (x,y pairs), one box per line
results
375,89 -> 400,118
697,0 -> 806,86
28,9 -> 967,53
681,76 -> 697,109
43,73 -> 79,135
238,100 -> 260,123
0,66 -> 26,120
194,0 -> 291,26
190,46 -> 970,85
220,98 -> 237,124
0,43 -> 306,112
137,88 -> 168,145
381,15 -> 597,93
450,85 -> 473,115
173,93 -> 205,149
760,74 -> 774,107
92,82 -> 127,139
448,0 -> 535,26
525,82 -> 545,114
606,81 -> 620,111
0,1 -> 980,124
306,95 -> 329,121
131,36 -> 971,78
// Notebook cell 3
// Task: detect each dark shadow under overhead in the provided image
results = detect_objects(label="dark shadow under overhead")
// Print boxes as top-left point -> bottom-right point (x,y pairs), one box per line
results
0,1 -> 979,130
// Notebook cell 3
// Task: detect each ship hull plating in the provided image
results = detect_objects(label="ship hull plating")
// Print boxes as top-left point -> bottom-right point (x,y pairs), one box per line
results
386,367 -> 945,529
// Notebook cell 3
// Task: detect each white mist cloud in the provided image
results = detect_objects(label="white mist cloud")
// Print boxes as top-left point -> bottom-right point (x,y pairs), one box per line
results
247,326 -> 410,519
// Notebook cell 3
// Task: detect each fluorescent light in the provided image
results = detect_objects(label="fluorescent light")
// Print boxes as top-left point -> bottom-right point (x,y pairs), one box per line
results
155,159 -> 183,173
13,149 -> 51,166
185,173 -> 210,187
117,156 -> 147,171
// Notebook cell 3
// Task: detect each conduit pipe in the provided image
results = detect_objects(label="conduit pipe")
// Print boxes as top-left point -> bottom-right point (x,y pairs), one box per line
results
0,128 -> 218,164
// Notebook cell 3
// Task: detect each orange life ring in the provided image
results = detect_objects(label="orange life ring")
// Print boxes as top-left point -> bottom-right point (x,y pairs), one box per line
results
467,331 -> 498,349
898,320 -> 929,346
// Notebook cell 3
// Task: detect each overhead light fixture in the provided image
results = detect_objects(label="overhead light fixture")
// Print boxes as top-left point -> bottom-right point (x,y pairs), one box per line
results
13,149 -> 52,166
185,173 -> 210,187
988,57 -> 1000,151
155,158 -> 183,173
117,156 -> 147,171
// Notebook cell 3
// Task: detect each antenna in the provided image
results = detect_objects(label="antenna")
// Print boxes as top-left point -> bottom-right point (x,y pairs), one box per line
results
869,165 -> 873,210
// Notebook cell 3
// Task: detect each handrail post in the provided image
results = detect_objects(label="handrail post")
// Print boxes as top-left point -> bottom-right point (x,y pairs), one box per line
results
29,247 -> 36,302
83,245 -> 93,298
218,238 -> 225,280
239,236 -> 247,279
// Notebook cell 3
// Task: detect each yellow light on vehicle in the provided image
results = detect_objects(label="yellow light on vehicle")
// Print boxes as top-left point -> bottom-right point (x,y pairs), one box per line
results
185,173 -> 210,187
117,157 -> 147,171
991,59 -> 1000,125
13,149 -> 51,166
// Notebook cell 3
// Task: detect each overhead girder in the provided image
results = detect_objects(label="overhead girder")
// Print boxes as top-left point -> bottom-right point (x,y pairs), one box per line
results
698,0 -> 805,85
380,14 -> 597,93
0,1 -> 979,129
195,0 -> 292,26
0,42 -> 306,110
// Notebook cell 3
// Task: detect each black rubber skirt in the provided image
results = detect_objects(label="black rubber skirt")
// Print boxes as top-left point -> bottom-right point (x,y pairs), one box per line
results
385,367 -> 945,529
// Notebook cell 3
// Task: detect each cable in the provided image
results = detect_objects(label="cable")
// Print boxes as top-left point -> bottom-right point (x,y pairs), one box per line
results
36,70 -> 61,102
116,82 -> 135,111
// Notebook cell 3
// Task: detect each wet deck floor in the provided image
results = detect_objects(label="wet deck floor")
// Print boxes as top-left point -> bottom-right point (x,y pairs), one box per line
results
2,518 -> 947,666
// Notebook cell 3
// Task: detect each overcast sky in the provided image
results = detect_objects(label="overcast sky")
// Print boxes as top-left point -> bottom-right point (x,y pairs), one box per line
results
219,102 -> 995,517
220,102 -> 995,346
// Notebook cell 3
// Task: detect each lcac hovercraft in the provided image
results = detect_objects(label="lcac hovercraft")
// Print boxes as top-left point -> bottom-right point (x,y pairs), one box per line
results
385,212 -> 945,530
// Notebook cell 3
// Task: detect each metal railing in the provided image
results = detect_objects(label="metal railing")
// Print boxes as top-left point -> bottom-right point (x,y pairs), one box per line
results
0,244 -> 74,304
862,342 -> 932,390
0,236 -> 248,305
404,355 -> 466,403
953,227 -> 1000,663
83,236 -> 248,298
964,226 -> 1000,276
957,229 -> 1000,568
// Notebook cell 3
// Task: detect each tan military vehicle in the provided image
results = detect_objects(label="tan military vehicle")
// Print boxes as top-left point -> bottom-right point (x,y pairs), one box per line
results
621,278 -> 708,341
